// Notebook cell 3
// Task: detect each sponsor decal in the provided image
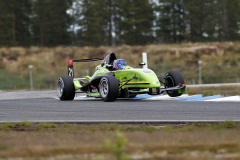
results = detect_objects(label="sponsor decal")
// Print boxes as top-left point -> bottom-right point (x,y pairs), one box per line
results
142,69 -> 152,73
68,59 -> 73,65
68,68 -> 73,77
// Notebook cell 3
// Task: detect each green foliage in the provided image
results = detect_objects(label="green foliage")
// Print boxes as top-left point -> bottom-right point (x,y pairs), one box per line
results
161,125 -> 174,132
105,131 -> 129,160
1,42 -> 240,90
0,0 -> 240,46
83,123 -> 157,132
177,124 -> 198,132
188,86 -> 240,97
161,122 -> 240,133
0,121 -> 33,131
14,0 -> 32,46
219,121 -> 240,129
19,121 -> 33,127
77,0 -> 108,46
1,122 -> 16,128
0,1 -> 15,46
0,0 -> 32,46
62,123 -> 71,127
0,69 -> 29,90
32,0 -> 73,46
118,0 -> 154,45
39,123 -> 57,128
217,0 -> 240,41
121,125 -> 156,132
0,145 -> 11,151
157,0 -> 185,43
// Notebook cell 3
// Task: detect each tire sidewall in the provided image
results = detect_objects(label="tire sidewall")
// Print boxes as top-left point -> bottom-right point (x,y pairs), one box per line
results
57,77 -> 65,99
165,71 -> 184,97
57,76 -> 75,100
165,73 -> 175,94
99,76 -> 119,102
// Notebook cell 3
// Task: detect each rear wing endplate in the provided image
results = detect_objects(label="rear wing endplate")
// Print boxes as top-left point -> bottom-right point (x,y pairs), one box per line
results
68,58 -> 104,77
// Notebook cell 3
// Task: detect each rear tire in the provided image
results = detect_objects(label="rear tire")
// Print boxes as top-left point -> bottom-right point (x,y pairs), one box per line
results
99,76 -> 119,102
165,71 -> 184,97
57,76 -> 75,100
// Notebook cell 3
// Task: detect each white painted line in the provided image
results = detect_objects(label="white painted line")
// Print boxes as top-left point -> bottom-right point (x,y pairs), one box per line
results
0,90 -> 57,100
1,120 -> 240,124
2,90 -> 238,102
62,94 -> 240,102
146,95 -> 172,100
74,96 -> 98,101
188,83 -> 240,88
205,96 -> 240,102
147,94 -> 188,100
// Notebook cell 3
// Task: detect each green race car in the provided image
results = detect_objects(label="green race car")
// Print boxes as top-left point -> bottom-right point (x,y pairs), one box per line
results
57,52 -> 186,102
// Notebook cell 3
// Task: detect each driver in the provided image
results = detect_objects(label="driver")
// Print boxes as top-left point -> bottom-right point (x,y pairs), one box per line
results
113,59 -> 128,70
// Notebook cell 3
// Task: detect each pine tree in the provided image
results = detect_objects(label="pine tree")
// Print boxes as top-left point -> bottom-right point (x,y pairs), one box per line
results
183,0 -> 219,42
32,0 -> 73,47
0,0 -> 32,46
156,0 -> 185,43
118,0 -> 154,45
184,0 -> 205,42
0,0 -> 15,46
217,0 -> 240,41
200,0 -> 219,41
14,0 -> 32,46
76,0 -> 109,46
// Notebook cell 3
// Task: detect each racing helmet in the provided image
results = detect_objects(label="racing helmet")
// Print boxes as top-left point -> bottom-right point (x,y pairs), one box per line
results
113,59 -> 127,70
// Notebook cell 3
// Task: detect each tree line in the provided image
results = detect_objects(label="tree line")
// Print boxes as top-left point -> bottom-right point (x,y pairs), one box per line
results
0,0 -> 239,47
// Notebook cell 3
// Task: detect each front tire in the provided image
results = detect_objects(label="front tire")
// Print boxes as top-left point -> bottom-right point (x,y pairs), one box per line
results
165,71 -> 184,97
99,76 -> 119,102
57,76 -> 75,100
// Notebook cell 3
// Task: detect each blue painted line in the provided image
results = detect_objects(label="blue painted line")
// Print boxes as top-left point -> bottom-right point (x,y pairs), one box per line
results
133,94 -> 162,100
73,94 -> 221,101
75,94 -> 163,100
74,97 -> 96,100
171,94 -> 203,101
133,94 -> 153,100
187,95 -> 222,101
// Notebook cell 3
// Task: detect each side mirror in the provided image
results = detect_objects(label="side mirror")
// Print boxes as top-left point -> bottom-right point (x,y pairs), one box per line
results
139,62 -> 146,67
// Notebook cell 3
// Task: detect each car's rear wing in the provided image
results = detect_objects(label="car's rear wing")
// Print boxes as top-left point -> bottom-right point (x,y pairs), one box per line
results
68,58 -> 104,77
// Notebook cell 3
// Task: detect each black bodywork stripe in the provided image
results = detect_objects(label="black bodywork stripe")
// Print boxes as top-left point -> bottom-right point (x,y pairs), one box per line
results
125,83 -> 150,85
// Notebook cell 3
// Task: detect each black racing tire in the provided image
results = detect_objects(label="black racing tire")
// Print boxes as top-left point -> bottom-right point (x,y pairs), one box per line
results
164,71 -> 184,97
99,76 -> 119,102
57,76 -> 75,100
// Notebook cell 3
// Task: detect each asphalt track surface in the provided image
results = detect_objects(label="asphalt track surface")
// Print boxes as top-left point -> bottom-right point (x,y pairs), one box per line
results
0,90 -> 240,123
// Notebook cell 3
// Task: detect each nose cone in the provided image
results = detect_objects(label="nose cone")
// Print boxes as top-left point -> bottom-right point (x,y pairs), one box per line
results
138,69 -> 161,88
114,68 -> 161,88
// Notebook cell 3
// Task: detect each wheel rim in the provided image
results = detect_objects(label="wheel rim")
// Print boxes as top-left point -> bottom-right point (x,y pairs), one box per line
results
100,79 -> 109,98
57,78 -> 64,98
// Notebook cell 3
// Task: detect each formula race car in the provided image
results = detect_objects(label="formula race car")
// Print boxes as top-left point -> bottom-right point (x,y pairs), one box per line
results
57,52 -> 186,102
